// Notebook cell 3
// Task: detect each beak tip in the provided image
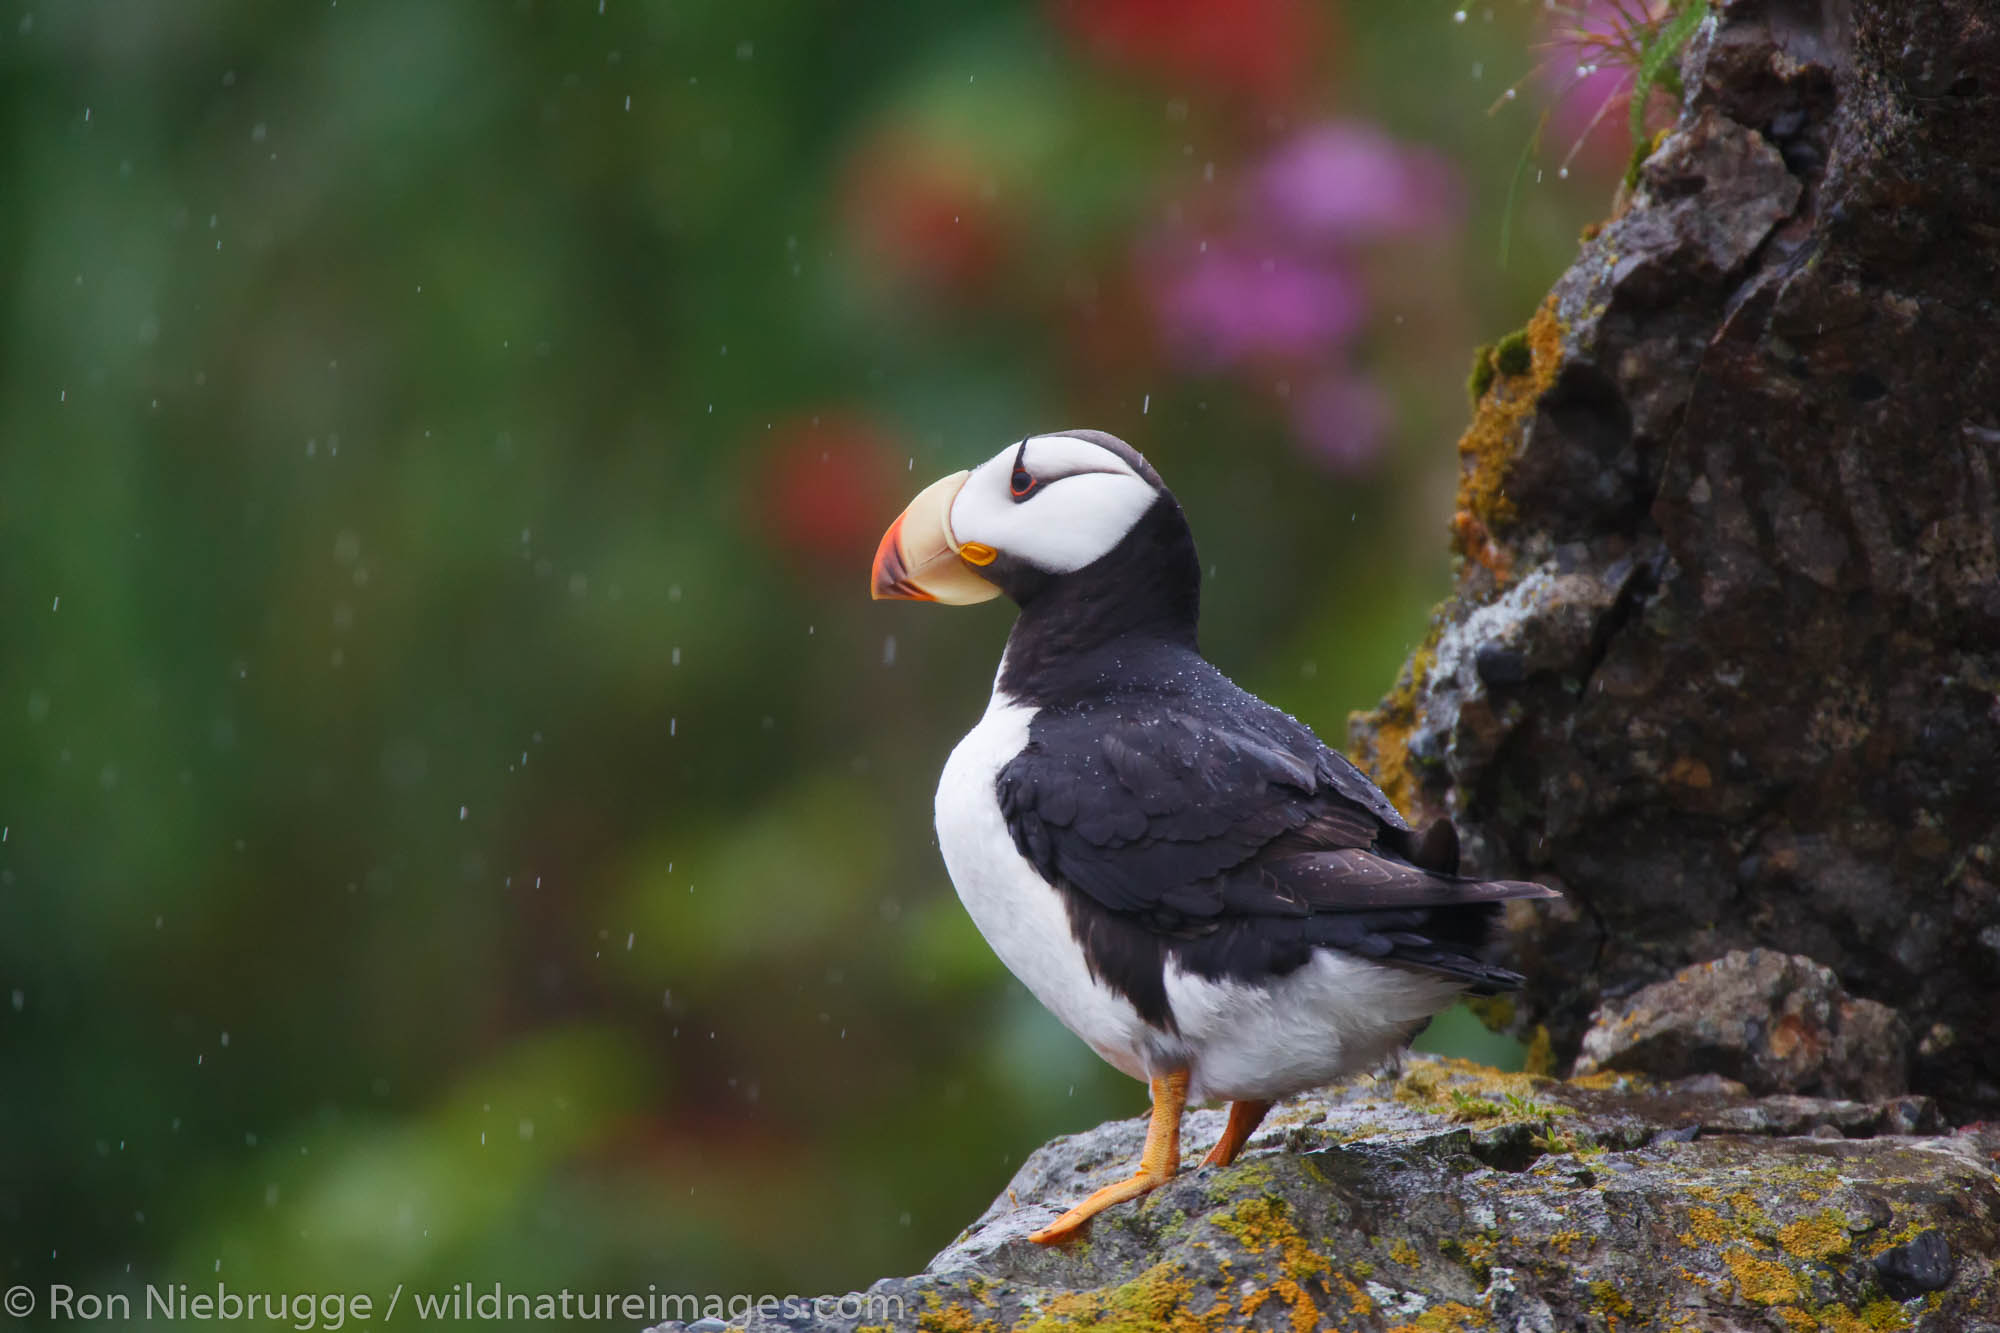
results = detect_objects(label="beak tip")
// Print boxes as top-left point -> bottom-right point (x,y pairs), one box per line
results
869,516 -> 931,602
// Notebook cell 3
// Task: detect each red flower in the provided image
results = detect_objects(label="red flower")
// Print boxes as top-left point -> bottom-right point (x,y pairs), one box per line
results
1048,0 -> 1322,103
748,414 -> 905,574
840,134 -> 1012,300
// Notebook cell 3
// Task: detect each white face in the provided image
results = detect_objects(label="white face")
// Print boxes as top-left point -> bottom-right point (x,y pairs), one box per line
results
947,434 -> 1159,575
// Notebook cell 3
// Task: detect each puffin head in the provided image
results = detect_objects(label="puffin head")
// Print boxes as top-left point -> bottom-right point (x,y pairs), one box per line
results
871,430 -> 1188,611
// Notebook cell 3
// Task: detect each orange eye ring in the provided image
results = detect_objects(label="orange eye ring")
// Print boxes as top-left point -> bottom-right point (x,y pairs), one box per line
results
1010,468 -> 1037,499
958,541 -> 998,566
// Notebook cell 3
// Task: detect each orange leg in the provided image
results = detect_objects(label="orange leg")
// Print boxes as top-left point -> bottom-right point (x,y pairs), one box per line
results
1028,1069 -> 1188,1245
1200,1098 -> 1274,1168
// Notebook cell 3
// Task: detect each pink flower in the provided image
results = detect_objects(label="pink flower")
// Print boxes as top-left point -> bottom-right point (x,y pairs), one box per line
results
1255,123 -> 1460,243
1152,244 -> 1364,370
1289,374 -> 1391,476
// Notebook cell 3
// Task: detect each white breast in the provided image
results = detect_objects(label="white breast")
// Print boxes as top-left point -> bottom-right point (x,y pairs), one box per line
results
933,691 -> 1165,1084
933,685 -> 1469,1106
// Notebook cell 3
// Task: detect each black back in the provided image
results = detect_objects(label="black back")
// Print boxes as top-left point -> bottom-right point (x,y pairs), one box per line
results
984,445 -> 1550,1031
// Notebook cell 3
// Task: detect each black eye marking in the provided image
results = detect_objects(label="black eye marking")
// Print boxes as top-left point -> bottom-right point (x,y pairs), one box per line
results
1009,436 -> 1037,502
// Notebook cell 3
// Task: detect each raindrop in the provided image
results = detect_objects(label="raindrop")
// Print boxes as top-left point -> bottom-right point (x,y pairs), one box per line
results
671,646 -> 682,666
1452,8 -> 1466,21
625,932 -> 634,951
458,805 -> 468,821
882,635 -> 896,667
1142,393 -> 1151,415
1558,167 -> 1570,180
669,718 -> 677,737
10,990 -> 22,1012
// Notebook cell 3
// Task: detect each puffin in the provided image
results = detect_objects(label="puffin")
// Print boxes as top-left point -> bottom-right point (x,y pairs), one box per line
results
870,430 -> 1557,1244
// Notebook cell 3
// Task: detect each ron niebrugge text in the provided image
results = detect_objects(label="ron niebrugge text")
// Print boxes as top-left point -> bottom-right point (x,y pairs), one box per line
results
17,1283 -> 905,1327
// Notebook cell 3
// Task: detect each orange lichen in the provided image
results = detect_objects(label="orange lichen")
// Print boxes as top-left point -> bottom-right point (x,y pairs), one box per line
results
1728,1192 -> 1775,1234
1347,634 -> 1440,817
917,1302 -> 1001,1333
1723,1250 -> 1802,1305
1680,1207 -> 1734,1247
1218,1196 -> 1333,1333
1452,294 -> 1567,579
1777,1210 -> 1852,1261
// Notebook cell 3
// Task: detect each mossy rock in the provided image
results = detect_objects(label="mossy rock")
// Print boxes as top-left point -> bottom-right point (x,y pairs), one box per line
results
669,1056 -> 1999,1332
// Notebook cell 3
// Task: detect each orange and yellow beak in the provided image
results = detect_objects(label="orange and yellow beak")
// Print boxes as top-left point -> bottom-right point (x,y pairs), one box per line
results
869,470 -> 1002,604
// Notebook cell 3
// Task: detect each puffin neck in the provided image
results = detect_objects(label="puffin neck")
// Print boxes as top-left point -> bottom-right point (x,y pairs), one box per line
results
997,495 -> 1201,703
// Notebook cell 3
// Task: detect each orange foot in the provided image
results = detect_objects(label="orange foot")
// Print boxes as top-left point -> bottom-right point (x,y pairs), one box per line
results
1029,1070 -> 1188,1245
1200,1098 -> 1274,1169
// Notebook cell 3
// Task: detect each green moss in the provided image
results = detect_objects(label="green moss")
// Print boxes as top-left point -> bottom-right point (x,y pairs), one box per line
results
1588,1280 -> 1635,1319
1392,1057 -> 1573,1126
1203,1159 -> 1276,1203
1493,329 -> 1532,376
1016,1262 -> 1205,1333
1522,1025 -> 1555,1076
1467,343 -> 1498,403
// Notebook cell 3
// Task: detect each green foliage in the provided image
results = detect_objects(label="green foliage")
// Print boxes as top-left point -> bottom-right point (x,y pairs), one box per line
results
1629,3 -> 1713,148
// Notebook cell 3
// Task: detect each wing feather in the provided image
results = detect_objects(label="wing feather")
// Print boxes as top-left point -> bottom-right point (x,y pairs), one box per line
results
996,669 -> 1555,987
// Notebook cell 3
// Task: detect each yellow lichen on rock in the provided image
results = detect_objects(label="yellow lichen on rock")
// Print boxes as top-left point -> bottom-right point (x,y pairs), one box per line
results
1017,1263 -> 1203,1333
1216,1195 -> 1337,1333
1680,1207 -> 1735,1248
1777,1210 -> 1852,1261
1385,1300 -> 1491,1333
1723,1250 -> 1803,1305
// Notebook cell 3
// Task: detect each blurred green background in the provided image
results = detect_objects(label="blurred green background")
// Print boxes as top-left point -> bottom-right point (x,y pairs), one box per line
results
1,0 -> 1623,1318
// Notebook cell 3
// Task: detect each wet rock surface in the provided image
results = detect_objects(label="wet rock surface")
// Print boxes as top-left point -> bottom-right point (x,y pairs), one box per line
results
657,1056 -> 2000,1332
1574,949 -> 1911,1102
1348,0 -> 2000,1117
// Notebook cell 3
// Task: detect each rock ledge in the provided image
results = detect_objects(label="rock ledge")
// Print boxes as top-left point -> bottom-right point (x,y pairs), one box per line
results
662,1056 -> 2000,1332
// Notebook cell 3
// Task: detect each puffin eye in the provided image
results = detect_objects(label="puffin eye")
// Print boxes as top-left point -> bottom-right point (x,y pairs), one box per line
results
1010,467 -> 1038,500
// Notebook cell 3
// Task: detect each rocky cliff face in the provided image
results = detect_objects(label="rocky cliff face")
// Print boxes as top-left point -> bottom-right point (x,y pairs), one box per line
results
655,1055 -> 2000,1333
1348,0 -> 2000,1118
